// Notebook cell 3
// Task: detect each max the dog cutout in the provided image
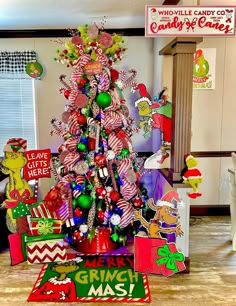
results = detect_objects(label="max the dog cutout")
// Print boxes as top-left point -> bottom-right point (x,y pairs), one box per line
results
134,191 -> 183,239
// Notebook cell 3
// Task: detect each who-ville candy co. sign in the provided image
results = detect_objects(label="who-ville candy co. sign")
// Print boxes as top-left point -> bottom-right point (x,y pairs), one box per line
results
145,6 -> 235,37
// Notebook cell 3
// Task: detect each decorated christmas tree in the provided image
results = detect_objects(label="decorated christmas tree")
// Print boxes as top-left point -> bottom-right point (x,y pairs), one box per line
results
48,22 -> 149,253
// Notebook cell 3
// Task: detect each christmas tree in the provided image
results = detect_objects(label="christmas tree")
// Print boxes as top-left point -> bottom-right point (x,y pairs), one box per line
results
47,22 -> 149,254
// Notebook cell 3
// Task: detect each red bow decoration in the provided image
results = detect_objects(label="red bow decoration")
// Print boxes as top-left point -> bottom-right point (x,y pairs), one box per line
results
44,186 -> 63,212
5,189 -> 36,208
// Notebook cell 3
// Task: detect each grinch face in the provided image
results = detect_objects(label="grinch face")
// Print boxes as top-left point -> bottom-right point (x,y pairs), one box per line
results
137,100 -> 151,117
52,262 -> 80,275
186,157 -> 198,168
2,151 -> 27,170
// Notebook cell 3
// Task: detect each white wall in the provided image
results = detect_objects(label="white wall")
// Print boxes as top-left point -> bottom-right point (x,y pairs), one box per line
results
0,36 -> 154,198
191,37 -> 236,205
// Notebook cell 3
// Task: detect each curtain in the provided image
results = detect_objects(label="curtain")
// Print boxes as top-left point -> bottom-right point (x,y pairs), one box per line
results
0,51 -> 37,76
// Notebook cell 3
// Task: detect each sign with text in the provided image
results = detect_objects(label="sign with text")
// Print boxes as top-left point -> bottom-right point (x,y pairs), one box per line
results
193,48 -> 216,89
145,6 -> 235,37
24,149 -> 51,181
28,255 -> 151,303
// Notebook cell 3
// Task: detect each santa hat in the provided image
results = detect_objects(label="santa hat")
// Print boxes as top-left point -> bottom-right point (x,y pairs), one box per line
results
156,191 -> 183,208
3,138 -> 27,153
185,154 -> 194,162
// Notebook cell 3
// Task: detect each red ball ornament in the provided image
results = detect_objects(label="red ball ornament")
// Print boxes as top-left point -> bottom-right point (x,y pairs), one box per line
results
77,114 -> 87,126
74,208 -> 83,218
109,190 -> 121,202
72,230 -> 84,242
97,210 -> 105,222
110,69 -> 119,81
64,89 -> 71,99
88,138 -> 95,150
96,187 -> 107,199
94,154 -> 107,167
133,197 -> 144,208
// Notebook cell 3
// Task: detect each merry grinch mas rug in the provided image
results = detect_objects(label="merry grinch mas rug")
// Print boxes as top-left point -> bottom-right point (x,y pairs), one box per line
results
27,255 -> 151,303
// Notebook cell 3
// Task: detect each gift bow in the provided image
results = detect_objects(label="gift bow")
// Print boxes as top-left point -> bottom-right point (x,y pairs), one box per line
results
156,244 -> 184,272
35,220 -> 54,235
5,189 -> 36,208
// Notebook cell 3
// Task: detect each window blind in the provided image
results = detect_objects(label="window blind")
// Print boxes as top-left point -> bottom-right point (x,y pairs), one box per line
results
0,77 -> 36,153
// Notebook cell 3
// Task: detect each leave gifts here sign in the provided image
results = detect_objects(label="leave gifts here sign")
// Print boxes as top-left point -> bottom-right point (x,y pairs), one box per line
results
145,6 -> 235,37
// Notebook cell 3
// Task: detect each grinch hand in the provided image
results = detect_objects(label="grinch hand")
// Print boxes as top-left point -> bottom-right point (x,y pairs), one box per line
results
182,154 -> 202,199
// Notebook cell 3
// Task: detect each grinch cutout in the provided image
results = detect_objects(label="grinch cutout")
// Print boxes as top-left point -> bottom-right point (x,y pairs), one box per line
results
0,138 -> 53,265
182,154 -> 203,199
1,138 -> 33,200
134,191 -> 183,240
133,85 -> 172,143
29,258 -> 82,302
133,86 -> 172,169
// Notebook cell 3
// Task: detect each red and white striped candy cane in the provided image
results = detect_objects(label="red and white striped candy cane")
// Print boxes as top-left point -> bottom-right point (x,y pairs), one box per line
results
50,118 -> 65,137
121,69 -> 137,90
59,74 -> 71,90
100,16 -> 106,31
119,70 -> 126,83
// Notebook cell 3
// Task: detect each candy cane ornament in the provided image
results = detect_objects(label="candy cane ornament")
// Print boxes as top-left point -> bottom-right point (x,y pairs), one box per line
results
59,74 -> 71,90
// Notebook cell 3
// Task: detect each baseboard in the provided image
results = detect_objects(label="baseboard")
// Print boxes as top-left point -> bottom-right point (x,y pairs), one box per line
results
190,205 -> 230,216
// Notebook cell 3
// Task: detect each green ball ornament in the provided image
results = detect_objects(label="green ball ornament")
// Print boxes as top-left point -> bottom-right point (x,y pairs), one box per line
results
76,194 -> 93,210
111,232 -> 119,242
95,92 -> 112,109
77,142 -> 86,152
120,148 -> 130,158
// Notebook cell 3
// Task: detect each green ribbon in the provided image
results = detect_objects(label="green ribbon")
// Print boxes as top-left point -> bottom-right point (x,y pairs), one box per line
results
35,220 -> 54,235
156,244 -> 184,273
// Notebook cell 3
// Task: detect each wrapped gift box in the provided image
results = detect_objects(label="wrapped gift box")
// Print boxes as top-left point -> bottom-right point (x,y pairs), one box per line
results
25,234 -> 67,264
29,201 -> 60,219
134,236 -> 165,274
28,218 -> 62,236
134,236 -> 185,276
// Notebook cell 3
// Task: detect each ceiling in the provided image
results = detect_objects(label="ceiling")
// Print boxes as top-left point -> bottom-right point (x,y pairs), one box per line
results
0,0 -> 235,30
0,0 -> 167,30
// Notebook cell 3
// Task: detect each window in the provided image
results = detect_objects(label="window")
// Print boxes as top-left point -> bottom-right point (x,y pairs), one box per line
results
0,51 -> 37,153
0,77 -> 36,152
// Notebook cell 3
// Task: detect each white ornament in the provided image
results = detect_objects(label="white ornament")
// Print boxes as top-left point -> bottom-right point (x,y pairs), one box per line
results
110,214 -> 121,226
79,224 -> 88,234
106,150 -> 116,160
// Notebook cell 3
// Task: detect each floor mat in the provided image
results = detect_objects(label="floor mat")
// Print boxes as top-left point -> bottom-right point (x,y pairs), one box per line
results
27,254 -> 151,303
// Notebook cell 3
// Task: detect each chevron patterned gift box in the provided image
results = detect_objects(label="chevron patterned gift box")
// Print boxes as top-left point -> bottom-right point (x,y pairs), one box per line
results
25,234 -> 67,264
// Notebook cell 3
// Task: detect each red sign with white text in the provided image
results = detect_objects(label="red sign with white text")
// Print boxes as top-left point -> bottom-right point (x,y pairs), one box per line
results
24,149 -> 51,181
145,6 -> 235,37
